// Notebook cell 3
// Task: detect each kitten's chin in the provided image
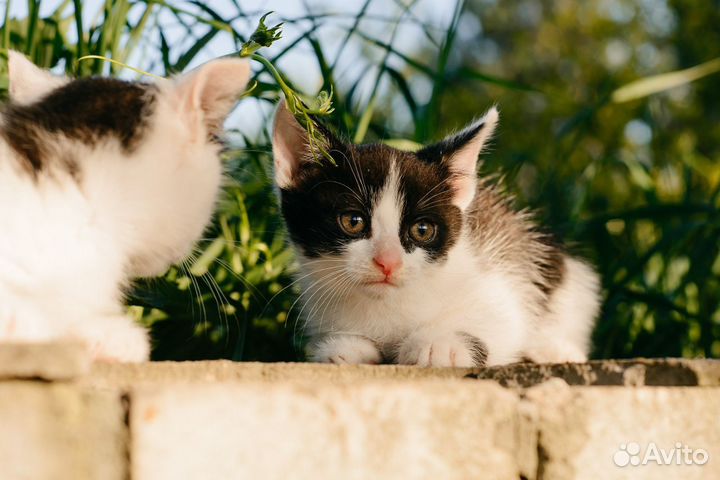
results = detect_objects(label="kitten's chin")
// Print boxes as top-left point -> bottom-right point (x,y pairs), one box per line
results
361,278 -> 402,298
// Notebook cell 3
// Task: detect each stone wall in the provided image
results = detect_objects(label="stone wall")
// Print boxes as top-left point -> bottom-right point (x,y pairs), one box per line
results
1,343 -> 718,479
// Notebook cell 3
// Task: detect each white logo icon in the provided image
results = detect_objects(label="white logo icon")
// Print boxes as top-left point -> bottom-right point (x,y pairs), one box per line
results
614,442 -> 642,467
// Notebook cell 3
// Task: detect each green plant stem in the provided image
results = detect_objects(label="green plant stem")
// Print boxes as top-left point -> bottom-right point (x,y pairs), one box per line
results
249,53 -> 335,164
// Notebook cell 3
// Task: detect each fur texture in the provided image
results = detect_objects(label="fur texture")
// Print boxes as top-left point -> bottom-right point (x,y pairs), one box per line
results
0,52 -> 250,361
272,100 -> 601,367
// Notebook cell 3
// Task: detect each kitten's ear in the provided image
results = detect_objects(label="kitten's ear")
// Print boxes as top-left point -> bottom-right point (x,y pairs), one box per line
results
174,57 -> 251,139
421,107 -> 499,210
7,50 -> 67,104
273,99 -> 337,189
273,99 -> 309,189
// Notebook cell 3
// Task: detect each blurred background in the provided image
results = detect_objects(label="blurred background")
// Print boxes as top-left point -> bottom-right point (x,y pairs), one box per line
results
1,0 -> 719,361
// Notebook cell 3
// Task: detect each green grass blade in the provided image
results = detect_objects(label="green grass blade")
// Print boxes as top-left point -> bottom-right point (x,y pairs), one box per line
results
25,0 -> 40,56
353,94 -> 376,143
383,65 -> 418,123
172,27 -> 219,73
458,66 -> 541,92
612,57 -> 720,103
120,3 -> 155,63
330,0 -> 372,69
1,0 -> 11,50
352,30 -> 434,77
422,0 -> 464,139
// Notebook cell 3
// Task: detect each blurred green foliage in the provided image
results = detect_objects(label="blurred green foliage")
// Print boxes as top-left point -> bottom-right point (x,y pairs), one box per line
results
1,0 -> 719,360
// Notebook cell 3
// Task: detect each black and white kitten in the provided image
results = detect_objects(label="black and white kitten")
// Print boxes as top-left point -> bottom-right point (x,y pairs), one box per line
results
272,101 -> 600,367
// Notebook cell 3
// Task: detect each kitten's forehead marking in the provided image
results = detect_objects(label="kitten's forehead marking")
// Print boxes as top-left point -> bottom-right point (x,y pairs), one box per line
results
371,158 -> 403,247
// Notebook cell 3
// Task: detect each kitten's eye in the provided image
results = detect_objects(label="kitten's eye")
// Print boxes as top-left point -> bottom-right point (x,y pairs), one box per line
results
338,211 -> 367,236
409,220 -> 437,244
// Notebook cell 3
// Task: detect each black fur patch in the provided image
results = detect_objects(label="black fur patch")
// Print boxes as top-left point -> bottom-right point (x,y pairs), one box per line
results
534,230 -> 567,297
1,77 -> 157,176
280,135 -> 463,262
395,150 -> 463,261
416,120 -> 486,163
457,332 -> 489,366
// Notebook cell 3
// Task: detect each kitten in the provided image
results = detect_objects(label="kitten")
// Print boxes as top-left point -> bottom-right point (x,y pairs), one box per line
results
272,100 -> 601,367
0,52 -> 250,362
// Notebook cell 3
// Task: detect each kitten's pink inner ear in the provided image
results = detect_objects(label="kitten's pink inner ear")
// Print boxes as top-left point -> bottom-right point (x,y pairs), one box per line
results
177,58 -> 251,139
447,107 -> 499,210
272,100 -> 310,189
7,50 -> 67,104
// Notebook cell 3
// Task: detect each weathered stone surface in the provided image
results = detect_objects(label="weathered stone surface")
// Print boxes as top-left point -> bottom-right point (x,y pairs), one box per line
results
0,382 -> 127,480
85,361 -> 475,389
526,379 -> 720,480
131,379 -> 529,480
0,342 -> 90,380
84,358 -> 720,390
469,358 -> 720,387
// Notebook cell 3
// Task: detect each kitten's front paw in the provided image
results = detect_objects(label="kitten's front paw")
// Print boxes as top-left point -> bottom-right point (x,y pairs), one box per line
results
524,342 -> 587,363
309,335 -> 382,365
398,332 -> 484,368
80,316 -> 150,363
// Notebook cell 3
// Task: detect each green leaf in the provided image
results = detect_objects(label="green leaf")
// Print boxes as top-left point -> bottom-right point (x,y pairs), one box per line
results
612,57 -> 720,103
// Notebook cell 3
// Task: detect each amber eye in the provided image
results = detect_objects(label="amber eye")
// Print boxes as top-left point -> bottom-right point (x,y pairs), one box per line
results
409,220 -> 437,244
338,211 -> 367,236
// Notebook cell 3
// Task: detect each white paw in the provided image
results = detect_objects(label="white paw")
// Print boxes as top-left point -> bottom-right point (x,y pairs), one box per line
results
309,335 -> 382,365
398,332 -> 479,368
525,343 -> 587,363
79,316 -> 150,363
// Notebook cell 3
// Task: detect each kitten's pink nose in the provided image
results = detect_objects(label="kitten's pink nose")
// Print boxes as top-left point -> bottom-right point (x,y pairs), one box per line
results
373,251 -> 402,277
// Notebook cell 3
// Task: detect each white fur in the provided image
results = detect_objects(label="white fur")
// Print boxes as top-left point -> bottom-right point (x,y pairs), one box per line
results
523,258 -> 601,362
310,334 -> 382,365
0,53 -> 250,361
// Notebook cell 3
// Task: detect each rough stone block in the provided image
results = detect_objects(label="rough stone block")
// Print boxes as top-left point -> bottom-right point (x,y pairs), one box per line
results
85,358 -> 720,391
527,379 -> 720,480
0,382 -> 127,480
131,379 -> 529,480
85,361 -> 474,389
0,342 -> 90,380
470,358 -> 720,387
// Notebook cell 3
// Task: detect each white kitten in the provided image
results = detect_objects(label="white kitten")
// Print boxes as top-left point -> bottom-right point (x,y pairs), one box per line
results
272,100 -> 601,367
0,52 -> 250,361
